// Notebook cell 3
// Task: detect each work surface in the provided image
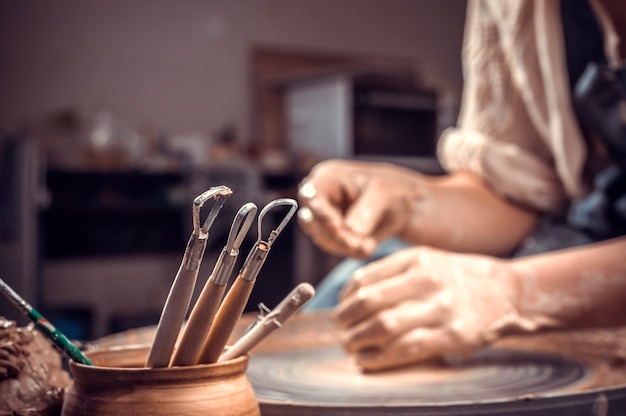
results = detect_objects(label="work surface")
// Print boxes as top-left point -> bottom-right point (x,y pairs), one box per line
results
95,311 -> 626,415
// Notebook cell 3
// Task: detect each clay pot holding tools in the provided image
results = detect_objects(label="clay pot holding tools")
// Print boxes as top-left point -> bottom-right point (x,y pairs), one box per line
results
61,344 -> 260,416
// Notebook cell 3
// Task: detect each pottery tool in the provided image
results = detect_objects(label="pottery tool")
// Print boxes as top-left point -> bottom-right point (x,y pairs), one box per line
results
146,185 -> 232,368
171,202 -> 257,366
197,198 -> 298,364
218,282 -> 315,362
0,277 -> 94,365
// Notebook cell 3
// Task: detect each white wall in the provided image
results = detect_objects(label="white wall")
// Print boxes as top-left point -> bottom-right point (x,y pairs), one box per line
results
0,0 -> 466,140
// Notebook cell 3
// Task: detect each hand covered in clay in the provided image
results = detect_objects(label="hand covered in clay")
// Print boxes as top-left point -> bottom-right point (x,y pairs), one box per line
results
335,246 -> 532,371
297,160 -> 426,258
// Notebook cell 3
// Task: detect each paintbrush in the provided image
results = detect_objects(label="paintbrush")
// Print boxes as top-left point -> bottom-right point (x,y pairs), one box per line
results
0,277 -> 93,366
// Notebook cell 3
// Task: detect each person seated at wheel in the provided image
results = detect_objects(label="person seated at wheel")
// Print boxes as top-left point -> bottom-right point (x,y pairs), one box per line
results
297,0 -> 626,371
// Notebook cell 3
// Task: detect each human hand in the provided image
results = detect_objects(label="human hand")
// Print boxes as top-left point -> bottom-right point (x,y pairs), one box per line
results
334,246 -> 532,371
297,160 -> 426,258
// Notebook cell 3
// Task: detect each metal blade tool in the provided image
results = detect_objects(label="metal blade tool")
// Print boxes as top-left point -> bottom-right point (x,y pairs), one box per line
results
171,202 -> 257,366
146,186 -> 232,368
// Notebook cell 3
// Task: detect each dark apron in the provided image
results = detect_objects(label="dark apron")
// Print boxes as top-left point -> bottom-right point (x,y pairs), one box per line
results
515,0 -> 626,256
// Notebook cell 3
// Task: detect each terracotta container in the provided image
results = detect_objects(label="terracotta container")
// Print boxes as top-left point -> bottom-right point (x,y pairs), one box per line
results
61,344 -> 260,416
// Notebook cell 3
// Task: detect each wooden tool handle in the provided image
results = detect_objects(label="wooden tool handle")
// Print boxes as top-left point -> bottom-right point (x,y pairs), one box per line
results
197,277 -> 255,364
146,264 -> 199,368
170,281 -> 227,366
219,282 -> 315,362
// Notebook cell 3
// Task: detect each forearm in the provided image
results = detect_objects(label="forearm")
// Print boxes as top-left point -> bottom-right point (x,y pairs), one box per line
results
408,171 -> 539,256
510,237 -> 626,330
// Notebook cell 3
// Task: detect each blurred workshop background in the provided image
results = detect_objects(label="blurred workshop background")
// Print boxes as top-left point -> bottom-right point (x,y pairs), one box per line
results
0,0 -> 466,340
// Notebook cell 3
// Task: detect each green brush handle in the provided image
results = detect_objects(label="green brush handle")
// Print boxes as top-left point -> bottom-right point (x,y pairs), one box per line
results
0,278 -> 93,366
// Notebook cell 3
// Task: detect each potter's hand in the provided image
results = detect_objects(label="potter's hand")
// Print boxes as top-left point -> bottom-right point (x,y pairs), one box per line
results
335,246 -> 531,371
297,160 -> 425,259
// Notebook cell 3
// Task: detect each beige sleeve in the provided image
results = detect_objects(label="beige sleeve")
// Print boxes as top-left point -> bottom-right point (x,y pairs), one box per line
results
437,0 -> 569,215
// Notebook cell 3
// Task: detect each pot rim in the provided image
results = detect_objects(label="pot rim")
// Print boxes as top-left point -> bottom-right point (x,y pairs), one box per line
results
69,344 -> 248,380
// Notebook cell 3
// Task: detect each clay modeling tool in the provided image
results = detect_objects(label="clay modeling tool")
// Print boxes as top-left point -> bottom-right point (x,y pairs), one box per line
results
0,277 -> 94,365
146,185 -> 232,368
171,202 -> 257,366
197,198 -> 298,364
218,282 -> 315,362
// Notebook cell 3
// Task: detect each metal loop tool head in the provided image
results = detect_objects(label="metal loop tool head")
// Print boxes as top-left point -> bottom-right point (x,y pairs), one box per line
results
192,185 -> 233,239
211,202 -> 257,286
239,198 -> 298,282
184,185 -> 232,271
256,198 -> 298,248
226,202 -> 258,255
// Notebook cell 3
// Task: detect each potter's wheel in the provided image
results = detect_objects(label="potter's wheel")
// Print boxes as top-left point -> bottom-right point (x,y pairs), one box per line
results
238,312 -> 626,415
248,345 -> 590,404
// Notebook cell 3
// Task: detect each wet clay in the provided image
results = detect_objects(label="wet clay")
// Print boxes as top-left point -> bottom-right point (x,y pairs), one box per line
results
0,317 -> 72,416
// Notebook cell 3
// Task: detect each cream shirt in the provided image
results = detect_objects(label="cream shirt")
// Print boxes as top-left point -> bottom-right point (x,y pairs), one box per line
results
438,0 -> 619,215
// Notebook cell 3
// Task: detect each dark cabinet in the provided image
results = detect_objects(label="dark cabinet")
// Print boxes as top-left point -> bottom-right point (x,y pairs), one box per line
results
42,169 -> 187,259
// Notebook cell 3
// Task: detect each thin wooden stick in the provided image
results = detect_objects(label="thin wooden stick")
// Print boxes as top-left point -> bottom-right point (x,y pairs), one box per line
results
219,282 -> 315,362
